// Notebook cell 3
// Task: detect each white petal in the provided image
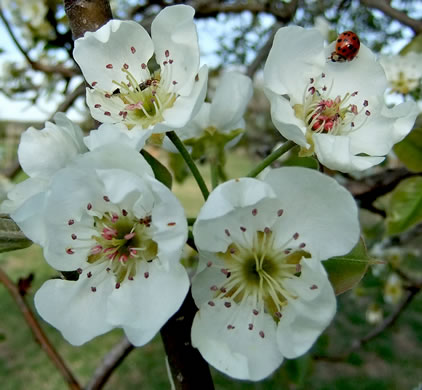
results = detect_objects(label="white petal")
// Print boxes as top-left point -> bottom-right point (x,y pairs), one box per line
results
11,189 -> 47,246
264,88 -> 308,147
86,88 -> 127,124
18,113 -> 86,179
191,251 -> 227,306
74,20 -> 153,91
349,99 -> 419,156
264,26 -> 325,103
152,5 -> 199,96
192,299 -> 283,381
154,65 -> 208,133
210,72 -> 253,132
196,178 -> 276,222
263,167 -> 359,259
176,102 -> 211,141
107,261 -> 189,345
34,267 -> 115,346
313,133 -> 385,172
1,177 -> 47,214
323,44 -> 387,99
277,260 -> 336,358
84,123 -> 152,152
146,176 -> 188,262
76,143 -> 154,178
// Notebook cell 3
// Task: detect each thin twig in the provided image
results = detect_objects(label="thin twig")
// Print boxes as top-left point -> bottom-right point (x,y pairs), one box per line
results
360,0 -> 422,34
246,22 -> 281,78
314,284 -> 421,362
86,336 -> 134,390
0,9 -> 78,77
0,268 -> 81,390
50,81 -> 86,120
350,286 -> 420,352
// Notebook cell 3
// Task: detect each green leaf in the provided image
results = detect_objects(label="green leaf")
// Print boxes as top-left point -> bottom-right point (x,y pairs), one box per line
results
0,215 -> 32,253
141,150 -> 172,189
386,176 -> 422,236
323,238 -> 371,295
394,123 -> 422,173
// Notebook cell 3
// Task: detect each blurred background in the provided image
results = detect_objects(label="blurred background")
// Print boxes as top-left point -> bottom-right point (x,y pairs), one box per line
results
0,1 -> 422,389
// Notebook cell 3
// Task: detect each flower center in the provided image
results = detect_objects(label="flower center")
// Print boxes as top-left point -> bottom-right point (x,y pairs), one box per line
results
293,74 -> 371,152
208,223 -> 311,322
391,71 -> 418,95
65,198 -> 158,289
92,49 -> 179,129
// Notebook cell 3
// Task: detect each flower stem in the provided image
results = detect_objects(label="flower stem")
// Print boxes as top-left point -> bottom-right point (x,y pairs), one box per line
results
167,131 -> 209,200
210,163 -> 219,189
246,140 -> 296,178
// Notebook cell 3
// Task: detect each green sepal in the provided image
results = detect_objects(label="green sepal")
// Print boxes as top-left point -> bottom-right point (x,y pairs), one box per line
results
283,146 -> 319,169
141,149 -> 172,189
0,214 -> 32,253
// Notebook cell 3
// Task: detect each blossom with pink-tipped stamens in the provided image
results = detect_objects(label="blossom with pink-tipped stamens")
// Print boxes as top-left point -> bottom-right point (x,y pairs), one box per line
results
73,5 -> 207,138
263,26 -> 418,173
31,145 -> 189,346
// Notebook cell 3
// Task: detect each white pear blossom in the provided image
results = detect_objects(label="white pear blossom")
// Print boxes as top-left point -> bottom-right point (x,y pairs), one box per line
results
379,52 -> 422,95
191,167 -> 360,380
32,145 -> 189,346
73,5 -> 208,138
177,72 -> 253,148
264,26 -> 419,173
1,116 -> 187,345
0,113 -> 87,244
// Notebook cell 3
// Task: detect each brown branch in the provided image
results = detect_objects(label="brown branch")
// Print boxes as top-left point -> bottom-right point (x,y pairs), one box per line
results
191,0 -> 298,22
160,289 -> 214,390
85,337 -> 134,390
51,81 -> 86,119
0,9 -> 78,77
350,285 -> 420,352
360,0 -> 422,34
64,0 -> 113,39
246,22 -> 281,78
0,268 -> 81,390
345,168 -> 419,215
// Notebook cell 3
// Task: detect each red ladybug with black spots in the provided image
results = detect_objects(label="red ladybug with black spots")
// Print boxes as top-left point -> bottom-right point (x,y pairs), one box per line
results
330,31 -> 360,62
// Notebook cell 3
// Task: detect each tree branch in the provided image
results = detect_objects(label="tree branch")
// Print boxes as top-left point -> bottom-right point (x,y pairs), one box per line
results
350,285 -> 420,352
314,283 -> 421,362
360,0 -> 422,34
0,9 -> 78,77
0,268 -> 81,390
345,168 -> 419,215
160,289 -> 214,390
246,21 -> 281,78
86,337 -> 134,390
64,0 -> 113,39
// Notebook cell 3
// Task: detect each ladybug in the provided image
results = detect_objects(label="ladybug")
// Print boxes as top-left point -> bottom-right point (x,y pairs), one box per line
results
330,31 -> 360,62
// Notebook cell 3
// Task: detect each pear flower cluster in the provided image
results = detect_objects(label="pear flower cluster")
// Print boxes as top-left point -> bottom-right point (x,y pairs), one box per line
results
1,3 -> 419,384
